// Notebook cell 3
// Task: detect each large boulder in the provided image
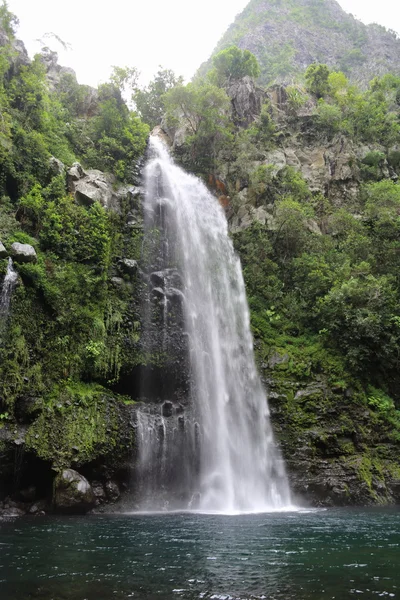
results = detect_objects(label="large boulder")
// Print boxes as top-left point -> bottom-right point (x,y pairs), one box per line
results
67,163 -> 123,213
10,243 -> 37,264
0,241 -> 7,259
53,469 -> 95,514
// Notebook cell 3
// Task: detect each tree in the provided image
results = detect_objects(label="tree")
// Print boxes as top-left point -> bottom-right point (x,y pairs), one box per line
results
164,81 -> 232,170
305,63 -> 331,98
212,46 -> 260,85
134,67 -> 183,129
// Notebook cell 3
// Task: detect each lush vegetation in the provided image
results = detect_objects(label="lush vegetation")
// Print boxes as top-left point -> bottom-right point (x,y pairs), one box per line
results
0,4 -> 147,475
1,0 -> 399,504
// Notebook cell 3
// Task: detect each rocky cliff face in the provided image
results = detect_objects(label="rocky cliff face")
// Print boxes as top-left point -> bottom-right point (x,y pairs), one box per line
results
162,72 -> 400,507
203,0 -> 400,87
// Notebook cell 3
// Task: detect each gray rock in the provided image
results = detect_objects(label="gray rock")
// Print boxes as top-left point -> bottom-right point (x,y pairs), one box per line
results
49,156 -> 65,176
150,271 -> 166,287
11,243 -> 37,264
152,287 -> 165,300
166,288 -> 185,305
68,166 -> 123,213
268,353 -> 289,369
118,259 -> 138,276
227,76 -> 265,127
104,480 -> 120,503
67,162 -> 86,191
29,499 -> 47,515
53,469 -> 95,514
111,277 -> 124,288
2,507 -> 25,517
92,481 -> 107,505
0,241 -> 7,259
264,150 -> 287,176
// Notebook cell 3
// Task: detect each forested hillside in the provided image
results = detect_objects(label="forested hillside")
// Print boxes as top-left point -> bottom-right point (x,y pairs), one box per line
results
199,0 -> 400,87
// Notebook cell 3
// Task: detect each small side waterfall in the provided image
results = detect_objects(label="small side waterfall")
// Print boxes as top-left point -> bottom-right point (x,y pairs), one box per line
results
136,136 -> 292,513
0,258 -> 17,323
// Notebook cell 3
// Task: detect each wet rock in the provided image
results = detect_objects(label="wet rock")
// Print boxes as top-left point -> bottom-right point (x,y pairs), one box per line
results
53,469 -> 95,514
152,287 -> 165,300
92,481 -> 107,505
0,241 -> 7,259
162,401 -> 174,418
166,288 -> 185,306
150,271 -> 166,287
2,507 -> 25,517
29,499 -> 47,515
105,480 -> 120,503
11,243 -> 37,264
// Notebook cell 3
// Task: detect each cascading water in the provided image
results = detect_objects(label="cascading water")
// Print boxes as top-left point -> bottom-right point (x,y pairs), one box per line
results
0,258 -> 17,325
136,136 -> 292,513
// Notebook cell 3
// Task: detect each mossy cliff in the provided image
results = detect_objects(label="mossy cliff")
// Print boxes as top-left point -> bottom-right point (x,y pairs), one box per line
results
162,59 -> 400,506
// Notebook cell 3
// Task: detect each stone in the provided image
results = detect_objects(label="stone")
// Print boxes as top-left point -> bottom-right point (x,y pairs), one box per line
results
67,162 -> 86,191
118,259 -> 139,276
29,499 -> 47,515
53,469 -> 95,514
49,156 -> 65,176
150,271 -> 166,287
10,243 -> 37,264
104,480 -> 120,503
0,241 -> 7,259
162,401 -> 174,418
92,481 -> 107,505
68,166 -> 122,213
227,76 -> 265,127
268,353 -> 289,369
111,277 -> 124,288
264,150 -> 287,176
166,288 -> 185,306
152,287 -> 165,300
2,507 -> 25,517
151,126 -> 172,147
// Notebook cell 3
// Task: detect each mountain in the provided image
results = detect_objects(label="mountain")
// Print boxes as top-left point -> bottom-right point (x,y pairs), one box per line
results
203,0 -> 400,86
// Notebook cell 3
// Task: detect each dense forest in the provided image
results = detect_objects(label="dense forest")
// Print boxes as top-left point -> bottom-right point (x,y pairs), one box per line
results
0,0 -> 400,515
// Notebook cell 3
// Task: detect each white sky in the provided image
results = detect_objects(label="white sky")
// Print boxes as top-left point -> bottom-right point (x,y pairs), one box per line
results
6,0 -> 400,88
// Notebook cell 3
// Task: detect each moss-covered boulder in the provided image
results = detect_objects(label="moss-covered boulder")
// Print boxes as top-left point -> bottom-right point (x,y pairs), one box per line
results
53,469 -> 95,514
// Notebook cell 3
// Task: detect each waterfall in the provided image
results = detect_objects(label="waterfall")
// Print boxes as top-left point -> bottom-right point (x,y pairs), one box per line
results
136,136 -> 292,513
0,258 -> 17,323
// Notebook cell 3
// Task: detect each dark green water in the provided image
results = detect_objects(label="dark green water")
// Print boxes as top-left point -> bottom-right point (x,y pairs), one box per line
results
0,508 -> 399,600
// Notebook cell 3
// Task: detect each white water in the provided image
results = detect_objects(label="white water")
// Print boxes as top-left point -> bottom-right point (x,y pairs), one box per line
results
139,136 -> 292,513
0,258 -> 17,321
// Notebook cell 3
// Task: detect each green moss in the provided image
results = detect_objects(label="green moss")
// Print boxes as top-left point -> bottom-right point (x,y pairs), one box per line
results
25,382 -> 132,469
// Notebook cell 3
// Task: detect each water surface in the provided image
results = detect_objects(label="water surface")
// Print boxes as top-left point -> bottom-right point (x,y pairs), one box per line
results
0,508 -> 398,599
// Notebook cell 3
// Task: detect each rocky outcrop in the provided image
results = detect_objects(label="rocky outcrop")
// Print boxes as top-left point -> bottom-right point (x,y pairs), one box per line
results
207,0 -> 400,87
53,469 -> 95,514
226,76 -> 265,126
39,48 -> 77,92
67,162 -> 140,214
10,243 -> 37,264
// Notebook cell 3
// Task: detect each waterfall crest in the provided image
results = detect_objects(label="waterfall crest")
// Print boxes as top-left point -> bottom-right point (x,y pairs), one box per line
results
136,136 -> 292,513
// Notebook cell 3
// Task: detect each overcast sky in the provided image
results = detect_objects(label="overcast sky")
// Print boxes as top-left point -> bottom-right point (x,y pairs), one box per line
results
6,0 -> 400,88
